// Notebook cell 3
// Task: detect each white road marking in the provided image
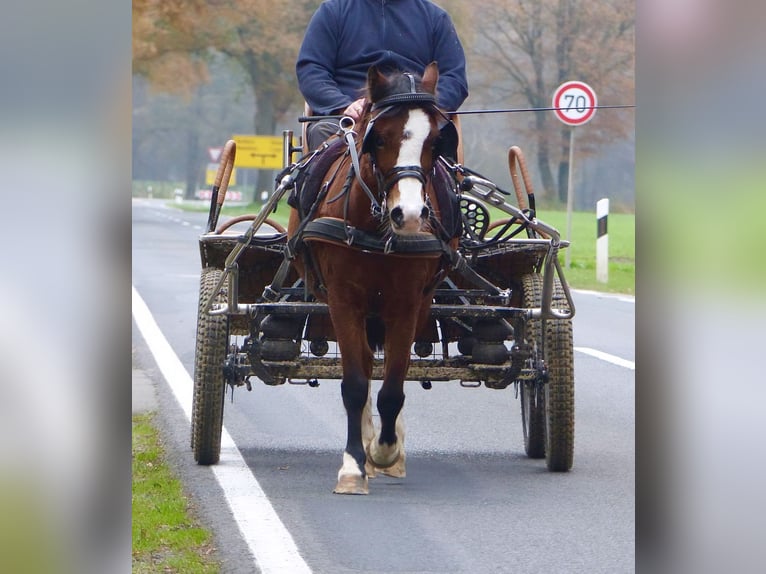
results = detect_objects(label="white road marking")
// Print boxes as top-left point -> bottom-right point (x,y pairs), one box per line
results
572,288 -> 634,304
575,346 -> 635,370
132,286 -> 312,574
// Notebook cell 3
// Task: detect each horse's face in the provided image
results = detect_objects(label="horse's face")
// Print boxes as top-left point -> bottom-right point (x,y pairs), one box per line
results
371,107 -> 439,234
366,63 -> 441,235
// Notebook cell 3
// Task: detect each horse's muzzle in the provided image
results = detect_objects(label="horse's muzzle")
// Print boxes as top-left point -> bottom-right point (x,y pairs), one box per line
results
390,204 -> 430,234
383,165 -> 430,234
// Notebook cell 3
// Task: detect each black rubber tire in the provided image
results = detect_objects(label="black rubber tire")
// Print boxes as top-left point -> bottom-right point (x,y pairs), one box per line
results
191,268 -> 229,465
520,381 -> 545,458
544,298 -> 575,472
520,273 -> 574,470
520,274 -> 546,459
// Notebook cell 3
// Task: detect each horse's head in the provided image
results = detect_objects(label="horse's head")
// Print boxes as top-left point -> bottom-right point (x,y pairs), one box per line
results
361,62 -> 442,235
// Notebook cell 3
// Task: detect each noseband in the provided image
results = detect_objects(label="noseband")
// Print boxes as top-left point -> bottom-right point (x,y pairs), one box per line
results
380,165 -> 428,195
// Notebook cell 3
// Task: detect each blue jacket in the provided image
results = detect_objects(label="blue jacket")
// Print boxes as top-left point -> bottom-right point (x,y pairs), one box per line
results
296,0 -> 468,115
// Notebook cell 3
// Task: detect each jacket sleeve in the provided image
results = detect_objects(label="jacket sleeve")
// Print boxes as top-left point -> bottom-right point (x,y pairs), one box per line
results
296,3 -> 351,115
432,13 -> 469,113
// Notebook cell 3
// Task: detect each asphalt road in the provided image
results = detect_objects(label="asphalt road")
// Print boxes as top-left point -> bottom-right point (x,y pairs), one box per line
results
132,198 -> 635,574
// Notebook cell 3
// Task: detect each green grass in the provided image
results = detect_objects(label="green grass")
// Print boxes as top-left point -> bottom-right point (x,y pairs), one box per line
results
132,414 -> 220,573
172,199 -> 288,218
525,208 -> 634,294
174,199 -> 634,294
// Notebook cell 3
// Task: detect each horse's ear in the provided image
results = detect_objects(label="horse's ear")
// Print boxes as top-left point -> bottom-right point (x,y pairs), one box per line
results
367,65 -> 388,102
421,62 -> 439,94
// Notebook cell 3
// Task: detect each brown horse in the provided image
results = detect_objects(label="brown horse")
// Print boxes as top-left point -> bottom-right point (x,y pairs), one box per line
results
288,62 -> 455,494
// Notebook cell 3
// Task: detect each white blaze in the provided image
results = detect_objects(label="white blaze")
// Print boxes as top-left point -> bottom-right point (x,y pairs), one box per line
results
395,109 -> 430,220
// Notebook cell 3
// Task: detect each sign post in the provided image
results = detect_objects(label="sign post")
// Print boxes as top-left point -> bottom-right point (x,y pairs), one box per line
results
552,81 -> 597,268
596,198 -> 609,283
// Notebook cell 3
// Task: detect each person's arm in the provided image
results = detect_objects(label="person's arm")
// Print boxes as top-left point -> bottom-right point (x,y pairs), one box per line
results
431,13 -> 469,112
296,4 -> 353,115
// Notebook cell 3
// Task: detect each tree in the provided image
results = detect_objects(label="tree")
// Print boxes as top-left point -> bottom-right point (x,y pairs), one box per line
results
132,57 -> 256,195
206,1 -> 322,193
133,0 -> 321,198
468,0 -> 634,201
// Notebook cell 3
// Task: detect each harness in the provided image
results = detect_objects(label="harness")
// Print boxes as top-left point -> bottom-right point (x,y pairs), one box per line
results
266,82 -> 471,301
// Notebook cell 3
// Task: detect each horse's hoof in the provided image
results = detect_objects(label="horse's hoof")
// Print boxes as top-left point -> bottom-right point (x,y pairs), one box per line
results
378,451 -> 406,478
368,440 -> 402,470
333,474 -> 369,495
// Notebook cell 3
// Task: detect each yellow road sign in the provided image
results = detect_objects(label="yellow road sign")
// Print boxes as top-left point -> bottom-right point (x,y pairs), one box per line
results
232,135 -> 283,169
205,163 -> 236,186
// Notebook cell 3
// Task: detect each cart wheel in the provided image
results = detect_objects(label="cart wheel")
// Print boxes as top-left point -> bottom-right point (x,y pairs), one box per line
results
191,268 -> 229,465
520,273 -> 574,471
520,274 -> 545,458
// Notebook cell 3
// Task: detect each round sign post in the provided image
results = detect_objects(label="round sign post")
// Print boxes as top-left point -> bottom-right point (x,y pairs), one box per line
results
552,81 -> 597,268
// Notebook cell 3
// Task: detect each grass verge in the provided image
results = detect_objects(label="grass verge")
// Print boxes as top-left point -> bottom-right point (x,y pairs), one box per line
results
132,413 -> 220,573
527,209 -> 634,295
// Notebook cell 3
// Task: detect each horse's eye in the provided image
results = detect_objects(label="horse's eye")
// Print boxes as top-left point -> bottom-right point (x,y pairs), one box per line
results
375,135 -> 385,148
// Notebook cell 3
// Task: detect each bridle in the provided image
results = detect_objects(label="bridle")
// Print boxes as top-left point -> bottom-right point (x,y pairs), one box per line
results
350,80 -> 447,219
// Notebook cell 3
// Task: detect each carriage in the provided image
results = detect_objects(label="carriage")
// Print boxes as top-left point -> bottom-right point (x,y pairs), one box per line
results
192,66 -> 576,494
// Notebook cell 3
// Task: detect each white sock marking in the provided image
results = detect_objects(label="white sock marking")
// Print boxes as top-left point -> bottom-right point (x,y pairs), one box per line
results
338,452 -> 363,479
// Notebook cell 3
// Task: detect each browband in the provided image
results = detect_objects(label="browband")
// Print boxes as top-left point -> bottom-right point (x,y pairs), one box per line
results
370,92 -> 437,111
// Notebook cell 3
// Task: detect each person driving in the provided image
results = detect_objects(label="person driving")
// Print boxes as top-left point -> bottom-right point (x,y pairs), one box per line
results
296,0 -> 469,151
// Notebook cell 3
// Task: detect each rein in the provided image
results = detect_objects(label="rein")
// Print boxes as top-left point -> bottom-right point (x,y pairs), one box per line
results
339,117 -> 383,219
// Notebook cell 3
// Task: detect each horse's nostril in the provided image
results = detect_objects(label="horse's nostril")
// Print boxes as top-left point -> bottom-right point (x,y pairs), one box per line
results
420,206 -> 429,220
390,206 -> 404,227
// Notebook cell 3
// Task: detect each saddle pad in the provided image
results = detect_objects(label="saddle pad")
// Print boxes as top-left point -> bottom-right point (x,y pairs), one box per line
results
288,138 -> 347,218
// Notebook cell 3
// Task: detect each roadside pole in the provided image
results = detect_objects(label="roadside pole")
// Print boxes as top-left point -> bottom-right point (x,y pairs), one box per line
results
565,128 -> 575,269
552,81 -> 598,269
596,198 -> 609,283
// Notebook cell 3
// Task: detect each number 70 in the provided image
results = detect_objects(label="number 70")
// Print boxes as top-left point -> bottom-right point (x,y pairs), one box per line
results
564,94 -> 587,112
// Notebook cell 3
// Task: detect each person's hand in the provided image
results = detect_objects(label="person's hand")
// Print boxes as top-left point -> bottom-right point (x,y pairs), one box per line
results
342,98 -> 367,121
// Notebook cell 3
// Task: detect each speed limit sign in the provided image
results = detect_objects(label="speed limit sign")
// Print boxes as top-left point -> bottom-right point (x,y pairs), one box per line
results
552,81 -> 598,126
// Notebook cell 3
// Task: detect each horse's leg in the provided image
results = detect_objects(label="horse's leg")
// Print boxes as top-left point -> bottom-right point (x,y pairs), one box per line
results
371,409 -> 407,479
330,295 -> 374,495
362,392 -> 378,478
367,312 -> 417,478
368,261 -> 438,478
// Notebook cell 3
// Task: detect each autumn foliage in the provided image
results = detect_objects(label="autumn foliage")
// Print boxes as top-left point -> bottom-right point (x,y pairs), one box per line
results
133,1 -> 633,202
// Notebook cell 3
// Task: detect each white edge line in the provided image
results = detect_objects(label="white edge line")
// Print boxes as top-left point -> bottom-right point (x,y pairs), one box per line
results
132,285 -> 312,574
575,346 -> 635,370
572,288 -> 635,303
